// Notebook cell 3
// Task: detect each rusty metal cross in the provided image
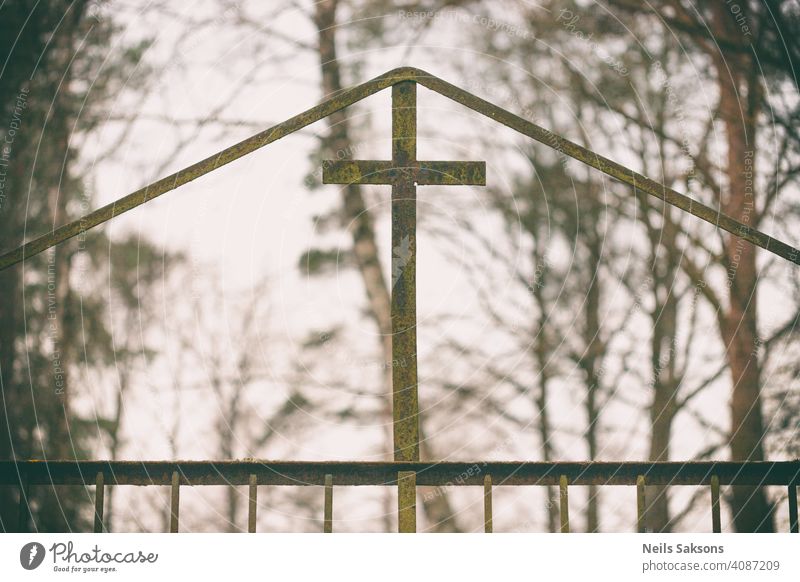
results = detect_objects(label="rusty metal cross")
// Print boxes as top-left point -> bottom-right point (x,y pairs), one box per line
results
322,81 -> 486,531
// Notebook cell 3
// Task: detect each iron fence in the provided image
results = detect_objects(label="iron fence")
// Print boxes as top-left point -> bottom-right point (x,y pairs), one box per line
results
3,460 -> 798,533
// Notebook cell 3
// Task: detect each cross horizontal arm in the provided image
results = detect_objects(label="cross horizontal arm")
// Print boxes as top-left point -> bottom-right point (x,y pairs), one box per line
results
323,160 -> 486,186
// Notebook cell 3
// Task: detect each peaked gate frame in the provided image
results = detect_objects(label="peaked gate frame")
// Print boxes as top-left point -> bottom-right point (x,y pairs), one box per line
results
1,68 -> 798,533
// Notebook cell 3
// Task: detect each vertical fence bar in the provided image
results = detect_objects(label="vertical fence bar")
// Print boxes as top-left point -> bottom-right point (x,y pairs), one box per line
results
710,475 -> 721,533
248,474 -> 257,533
636,475 -> 646,533
94,472 -> 105,533
17,471 -> 30,533
559,475 -> 570,533
323,474 -> 333,533
789,484 -> 798,533
170,471 -> 180,533
483,474 -> 493,533
397,471 -> 416,533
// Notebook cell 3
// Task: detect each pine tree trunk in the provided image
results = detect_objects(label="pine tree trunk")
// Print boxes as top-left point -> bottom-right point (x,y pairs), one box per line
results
711,4 -> 773,533
646,389 -> 675,532
532,266 -> 558,532
645,237 -> 680,533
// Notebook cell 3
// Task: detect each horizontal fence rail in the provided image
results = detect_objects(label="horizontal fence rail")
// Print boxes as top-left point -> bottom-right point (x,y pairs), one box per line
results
3,460 -> 798,486
4,460 -> 798,533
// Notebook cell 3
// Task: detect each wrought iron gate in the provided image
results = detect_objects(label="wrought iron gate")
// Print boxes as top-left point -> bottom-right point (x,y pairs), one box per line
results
1,68 -> 798,533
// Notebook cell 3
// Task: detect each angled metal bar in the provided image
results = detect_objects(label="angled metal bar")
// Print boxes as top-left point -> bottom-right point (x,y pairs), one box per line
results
3,460 -> 797,486
3,67 -> 793,272
410,68 -> 800,266
0,69 -> 414,272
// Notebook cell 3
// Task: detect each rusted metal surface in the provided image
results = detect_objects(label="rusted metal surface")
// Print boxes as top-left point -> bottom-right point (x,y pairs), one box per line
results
2,460 -> 797,487
397,470 -> 416,532
484,474 -> 493,533
248,474 -> 257,533
324,474 -> 333,533
559,475 -> 569,533
323,160 -> 486,186
3,461 -> 799,532
2,67 -> 797,272
710,474 -> 721,533
94,471 -> 105,533
390,81 -> 419,465
170,471 -> 180,533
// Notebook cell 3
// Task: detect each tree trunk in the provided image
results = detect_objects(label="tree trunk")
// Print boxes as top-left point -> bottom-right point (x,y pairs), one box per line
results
48,183 -> 73,460
581,243 -> 602,533
105,373 -> 126,532
0,232 -> 21,528
532,255 -> 558,532
646,382 -> 676,532
711,3 -> 773,533
644,224 -> 680,533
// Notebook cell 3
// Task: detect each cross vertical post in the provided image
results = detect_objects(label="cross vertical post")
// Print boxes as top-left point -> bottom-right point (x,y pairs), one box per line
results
391,81 -> 419,464
392,81 -> 419,533
322,78 -> 486,533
